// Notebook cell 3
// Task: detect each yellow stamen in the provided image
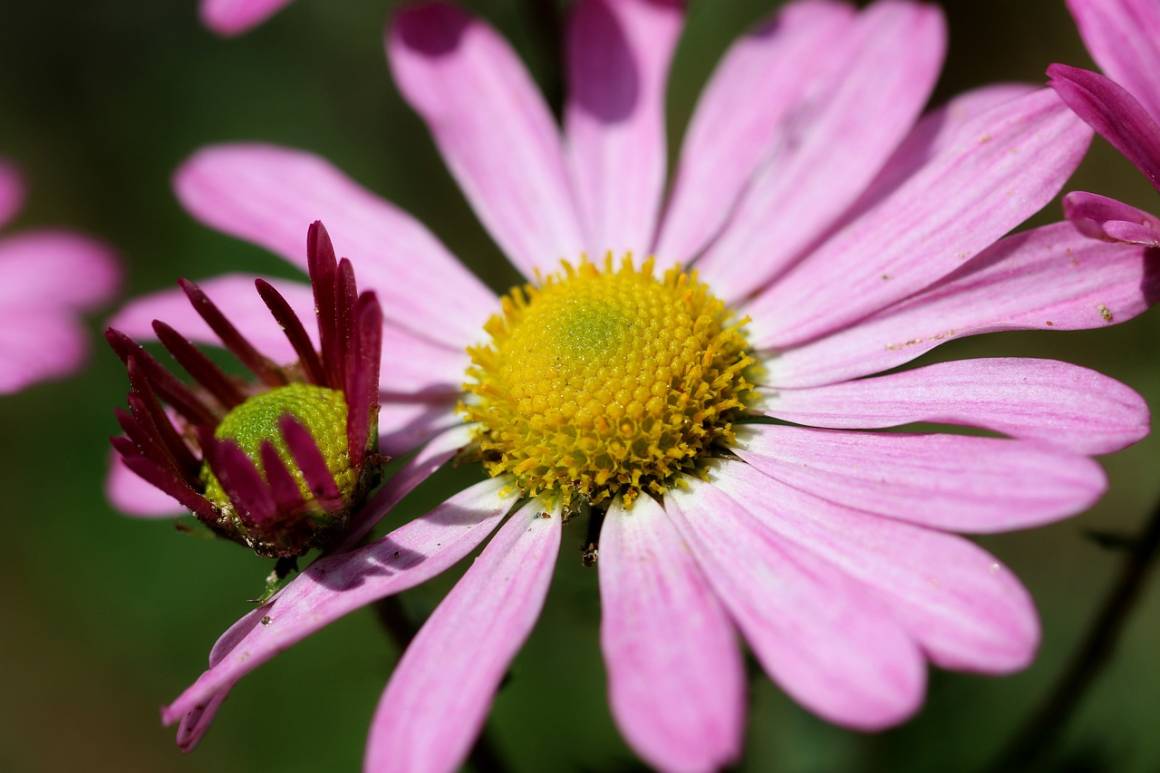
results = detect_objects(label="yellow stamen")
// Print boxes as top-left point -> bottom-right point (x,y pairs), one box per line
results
461,254 -> 755,510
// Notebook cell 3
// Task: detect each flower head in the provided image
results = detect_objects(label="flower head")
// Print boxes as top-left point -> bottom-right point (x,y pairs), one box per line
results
0,158 -> 119,394
110,1 -> 1160,771
108,222 -> 384,558
1050,0 -> 1160,246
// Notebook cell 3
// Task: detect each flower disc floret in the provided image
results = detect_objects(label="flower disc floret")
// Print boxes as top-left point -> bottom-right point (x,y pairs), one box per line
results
463,255 -> 755,508
203,383 -> 356,509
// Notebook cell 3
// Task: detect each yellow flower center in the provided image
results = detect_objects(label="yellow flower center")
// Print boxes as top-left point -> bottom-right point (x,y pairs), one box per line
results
202,383 -> 357,510
462,256 -> 755,509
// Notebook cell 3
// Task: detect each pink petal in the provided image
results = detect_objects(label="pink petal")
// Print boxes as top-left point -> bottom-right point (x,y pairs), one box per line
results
0,158 -> 24,228
746,88 -> 1092,349
1049,63 -> 1160,190
1066,0 -> 1160,121
387,3 -> 584,277
200,0 -> 293,36
654,0 -> 855,269
174,144 -> 495,348
365,503 -> 560,773
163,477 -> 516,731
598,497 -> 744,773
695,1 -> 946,301
761,357 -> 1149,455
0,231 -> 120,310
838,83 -> 1037,227
736,424 -> 1107,533
111,277 -> 466,395
713,461 -> 1040,674
1064,191 -> 1160,246
565,0 -> 682,260
377,400 -> 462,457
767,222 -> 1160,387
111,275 -> 314,362
668,482 -> 926,730
338,423 -> 472,550
0,309 -> 87,393
106,450 -> 184,518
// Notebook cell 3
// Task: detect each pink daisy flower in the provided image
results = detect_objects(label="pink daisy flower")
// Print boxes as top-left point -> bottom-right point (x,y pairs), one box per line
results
0,158 -> 119,394
200,0 -> 293,36
109,1 -> 1158,770
1050,0 -> 1160,246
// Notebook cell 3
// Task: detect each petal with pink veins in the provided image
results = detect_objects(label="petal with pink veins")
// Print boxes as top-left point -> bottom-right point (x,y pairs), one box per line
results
1064,191 -> 1160,246
695,0 -> 946,301
766,223 -> 1160,387
565,0 -> 682,260
388,2 -> 584,278
712,461 -> 1040,674
760,357 -> 1149,456
598,497 -> 744,773
668,481 -> 926,730
654,0 -> 855,269
735,424 -> 1107,533
1049,63 -> 1160,190
365,502 -> 560,773
200,0 -> 293,36
174,144 -> 495,348
163,477 -> 516,734
1066,0 -> 1160,121
746,88 -> 1092,348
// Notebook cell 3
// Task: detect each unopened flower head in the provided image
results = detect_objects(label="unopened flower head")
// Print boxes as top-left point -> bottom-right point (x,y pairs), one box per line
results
107,222 -> 383,558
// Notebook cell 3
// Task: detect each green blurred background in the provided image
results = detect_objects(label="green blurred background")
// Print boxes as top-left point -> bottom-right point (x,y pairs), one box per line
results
1,0 -> 1157,771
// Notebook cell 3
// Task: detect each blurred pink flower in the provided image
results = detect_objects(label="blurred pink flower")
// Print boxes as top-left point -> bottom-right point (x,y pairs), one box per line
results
0,158 -> 119,394
112,1 -> 1158,770
1050,0 -> 1160,246
201,0 -> 293,36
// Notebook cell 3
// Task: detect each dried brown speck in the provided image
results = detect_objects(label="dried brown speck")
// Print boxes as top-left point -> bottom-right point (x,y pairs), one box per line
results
1098,304 -> 1114,323
1045,320 -> 1054,327
260,615 -> 272,626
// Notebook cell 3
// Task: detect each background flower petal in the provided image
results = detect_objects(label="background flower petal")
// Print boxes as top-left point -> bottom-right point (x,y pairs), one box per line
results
200,0 -> 293,37
1064,190 -> 1160,246
0,310 -> 87,394
1066,0 -> 1160,121
1049,63 -> 1160,190
0,231 -> 119,310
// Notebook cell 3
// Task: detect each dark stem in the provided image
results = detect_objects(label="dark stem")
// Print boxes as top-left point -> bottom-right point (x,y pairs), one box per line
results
989,498 -> 1160,771
373,596 -> 513,773
524,0 -> 564,116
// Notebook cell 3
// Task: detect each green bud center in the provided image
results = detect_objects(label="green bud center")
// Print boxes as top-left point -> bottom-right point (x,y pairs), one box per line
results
202,383 -> 355,510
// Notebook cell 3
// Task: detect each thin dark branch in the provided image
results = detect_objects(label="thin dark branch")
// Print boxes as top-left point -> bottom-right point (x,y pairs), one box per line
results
988,498 -> 1160,771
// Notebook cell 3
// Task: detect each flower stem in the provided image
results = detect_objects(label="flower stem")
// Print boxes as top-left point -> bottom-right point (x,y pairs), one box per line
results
989,497 -> 1160,771
373,597 -> 512,773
